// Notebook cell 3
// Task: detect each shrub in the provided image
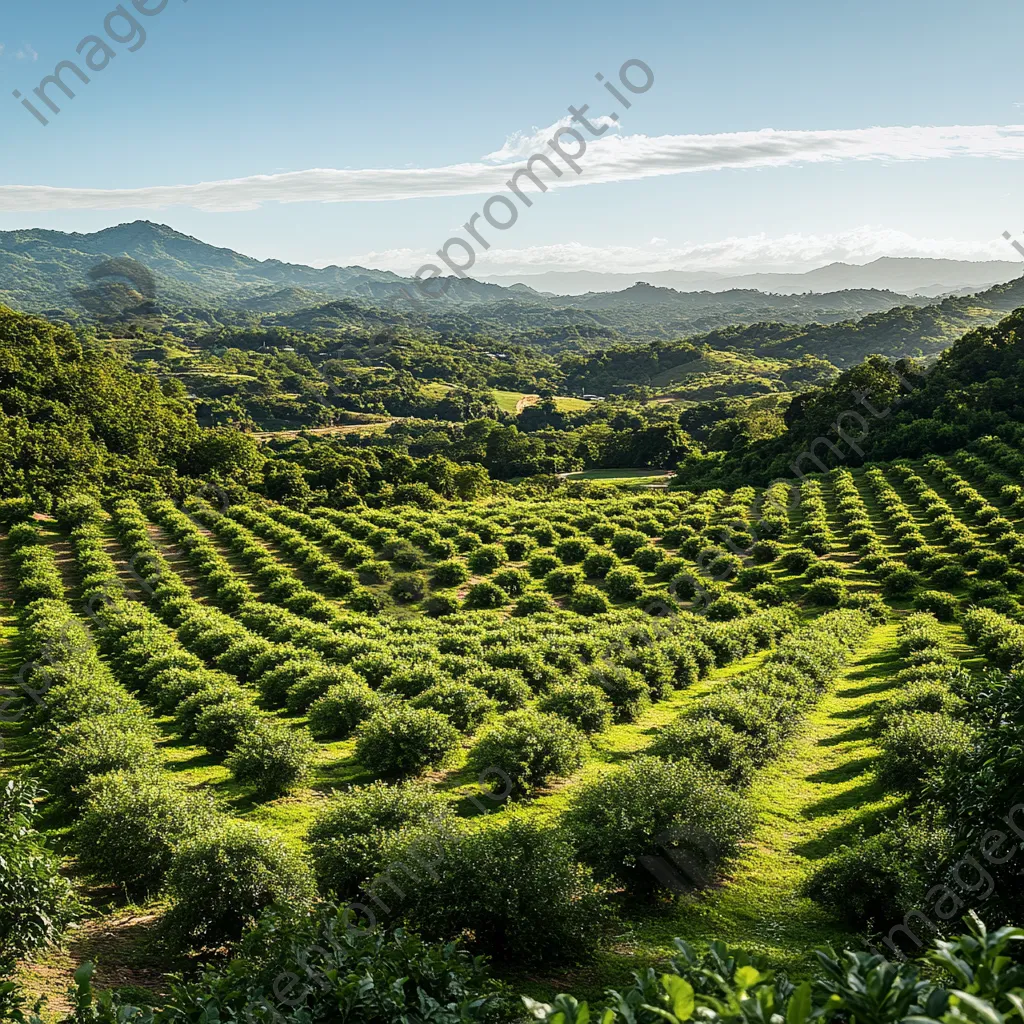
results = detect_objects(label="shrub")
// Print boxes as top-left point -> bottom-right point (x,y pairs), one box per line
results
669,572 -> 704,601
397,815 -> 608,966
633,546 -> 666,572
750,539 -> 783,564
76,771 -> 215,897
504,535 -> 536,561
569,584 -> 609,614
491,568 -> 530,597
527,553 -> 560,578
750,582 -> 787,606
877,712 -> 976,792
467,544 -> 506,574
0,779 -> 78,962
706,593 -> 760,620
554,537 -> 592,563
914,589 -> 959,621
875,681 -> 966,729
431,560 -> 469,588
307,781 -> 452,899
356,706 -> 461,777
586,664 -> 651,722
356,559 -> 393,584
737,566 -> 774,591
425,594 -> 460,617
651,718 -> 754,787
512,592 -> 556,615
307,681 -> 383,740
538,683 -> 613,734
469,711 -> 587,797
806,561 -> 844,581
469,669 -> 532,709
564,756 -> 754,896
175,680 -> 246,739
806,578 -> 848,607
166,820 -> 315,948
226,723 -> 315,798
45,716 -> 158,803
978,553 -> 1011,579
882,567 -> 920,599
804,817 -> 953,929
780,548 -> 815,574
609,530 -> 647,558
411,682 -> 495,733
582,550 -> 618,579
605,566 -> 645,602
390,574 -> 426,603
543,567 -> 584,595
194,700 -> 263,757
464,581 -> 509,609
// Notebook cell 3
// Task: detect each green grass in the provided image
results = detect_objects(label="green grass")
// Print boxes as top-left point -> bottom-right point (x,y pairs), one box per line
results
596,622 -> 904,980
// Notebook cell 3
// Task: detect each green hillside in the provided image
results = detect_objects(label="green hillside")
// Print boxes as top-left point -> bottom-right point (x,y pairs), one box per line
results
2,299 -> 1024,1022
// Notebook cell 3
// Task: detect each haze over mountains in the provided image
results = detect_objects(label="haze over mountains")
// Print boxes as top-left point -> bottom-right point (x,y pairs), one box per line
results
482,257 -> 1024,298
2,221 -> 1022,363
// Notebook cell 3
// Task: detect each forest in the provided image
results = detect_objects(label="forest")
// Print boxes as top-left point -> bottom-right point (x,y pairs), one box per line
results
3,265 -> 1024,1024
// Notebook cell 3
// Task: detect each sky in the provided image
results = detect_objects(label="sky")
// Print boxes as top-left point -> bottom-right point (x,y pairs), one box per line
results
2,0 -> 1024,279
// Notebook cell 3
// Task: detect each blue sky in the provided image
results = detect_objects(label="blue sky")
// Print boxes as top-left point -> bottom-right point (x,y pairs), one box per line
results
1,0 -> 1023,277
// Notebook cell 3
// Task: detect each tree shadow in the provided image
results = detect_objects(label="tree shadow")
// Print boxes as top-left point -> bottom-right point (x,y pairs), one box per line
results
806,755 -> 877,784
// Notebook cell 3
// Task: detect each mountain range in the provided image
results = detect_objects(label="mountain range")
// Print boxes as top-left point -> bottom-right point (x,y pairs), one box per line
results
482,257 -> 1024,298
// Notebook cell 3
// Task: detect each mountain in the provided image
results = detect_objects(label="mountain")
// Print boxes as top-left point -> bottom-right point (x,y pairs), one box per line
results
567,282 -> 920,315
0,221 -> 514,311
727,258 -> 1024,296
482,258 -> 1024,298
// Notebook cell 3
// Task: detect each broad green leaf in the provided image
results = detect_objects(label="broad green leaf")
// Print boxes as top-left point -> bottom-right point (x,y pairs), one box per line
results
735,966 -> 763,991
661,975 -> 695,1021
786,982 -> 812,1024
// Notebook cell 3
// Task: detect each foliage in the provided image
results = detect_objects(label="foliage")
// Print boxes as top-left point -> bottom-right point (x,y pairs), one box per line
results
469,710 -> 587,798
0,780 -> 78,965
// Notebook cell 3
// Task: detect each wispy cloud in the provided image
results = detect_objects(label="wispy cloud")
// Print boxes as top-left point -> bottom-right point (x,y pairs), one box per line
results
2,123 -> 1024,213
15,44 -> 38,61
343,228 -> 1013,277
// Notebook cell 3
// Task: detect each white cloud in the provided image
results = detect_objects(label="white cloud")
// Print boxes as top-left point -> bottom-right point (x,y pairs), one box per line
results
2,123 -> 1024,213
482,115 -> 620,162
340,228 -> 1014,277
16,44 -> 38,61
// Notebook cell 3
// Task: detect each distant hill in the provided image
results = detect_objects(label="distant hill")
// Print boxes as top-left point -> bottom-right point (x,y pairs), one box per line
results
567,282 -> 920,315
483,257 -> 1024,298
0,220 -> 515,311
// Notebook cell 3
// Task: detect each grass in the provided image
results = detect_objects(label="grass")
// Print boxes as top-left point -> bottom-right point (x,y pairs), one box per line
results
595,622 -> 904,982
421,382 -> 591,416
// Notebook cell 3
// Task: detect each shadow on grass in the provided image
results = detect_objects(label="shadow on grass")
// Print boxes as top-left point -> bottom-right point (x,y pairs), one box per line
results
817,723 -> 874,747
794,801 -> 900,860
805,755 -> 877,784
802,778 -> 888,819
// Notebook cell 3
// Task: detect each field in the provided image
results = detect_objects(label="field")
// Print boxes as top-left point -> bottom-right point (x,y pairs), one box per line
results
562,468 -> 675,487
5,439 -> 1023,1012
422,382 -> 593,415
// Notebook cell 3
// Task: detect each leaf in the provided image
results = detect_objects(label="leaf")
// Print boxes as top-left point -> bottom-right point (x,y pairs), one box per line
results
661,975 -> 695,1021
786,982 -> 812,1024
735,966 -> 763,991
950,992 -> 1005,1024
73,962 -> 95,987
522,995 -> 554,1020
1005,993 -> 1024,1023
